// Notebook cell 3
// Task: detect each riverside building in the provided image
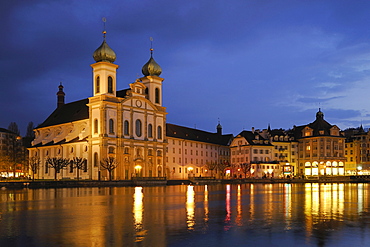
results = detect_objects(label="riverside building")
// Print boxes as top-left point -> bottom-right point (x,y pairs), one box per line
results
292,109 -> 346,177
28,32 -> 232,180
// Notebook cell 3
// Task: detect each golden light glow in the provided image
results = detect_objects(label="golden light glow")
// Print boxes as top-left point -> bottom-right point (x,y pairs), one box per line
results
133,186 -> 143,227
284,183 -> 292,229
133,186 -> 146,242
224,184 -> 231,230
236,185 -> 242,226
186,185 -> 195,230
204,185 -> 209,222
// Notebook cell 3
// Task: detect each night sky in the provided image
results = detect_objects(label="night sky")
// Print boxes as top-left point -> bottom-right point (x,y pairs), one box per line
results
2,0 -> 370,136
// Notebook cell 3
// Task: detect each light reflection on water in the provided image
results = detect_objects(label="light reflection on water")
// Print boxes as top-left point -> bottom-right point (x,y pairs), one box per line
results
0,183 -> 369,246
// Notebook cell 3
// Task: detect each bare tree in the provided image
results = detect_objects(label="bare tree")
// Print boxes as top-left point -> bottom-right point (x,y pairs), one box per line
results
100,157 -> 118,181
8,122 -> 20,136
46,157 -> 70,180
205,161 -> 217,177
216,161 -> 230,179
240,163 -> 252,178
26,122 -> 35,139
72,157 -> 87,180
29,156 -> 40,181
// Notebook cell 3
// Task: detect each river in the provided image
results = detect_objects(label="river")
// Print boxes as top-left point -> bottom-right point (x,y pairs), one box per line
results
0,183 -> 369,247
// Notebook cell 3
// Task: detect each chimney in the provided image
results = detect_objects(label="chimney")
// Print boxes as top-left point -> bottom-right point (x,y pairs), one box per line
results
57,82 -> 65,108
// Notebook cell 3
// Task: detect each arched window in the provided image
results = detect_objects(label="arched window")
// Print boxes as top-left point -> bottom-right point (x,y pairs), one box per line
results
137,148 -> 142,157
155,88 -> 160,104
157,126 -> 162,139
96,76 -> 100,94
124,120 -> 129,135
94,119 -> 98,134
108,76 -> 113,93
69,160 -> 73,173
94,153 -> 98,167
136,119 -> 142,137
109,119 -> 114,134
148,124 -> 153,138
83,160 -> 87,172
108,146 -> 115,154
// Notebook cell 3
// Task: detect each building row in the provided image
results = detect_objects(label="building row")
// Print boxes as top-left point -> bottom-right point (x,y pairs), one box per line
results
6,32 -> 367,180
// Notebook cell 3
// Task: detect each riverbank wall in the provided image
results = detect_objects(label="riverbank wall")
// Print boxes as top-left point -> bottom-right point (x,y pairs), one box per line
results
1,176 -> 369,189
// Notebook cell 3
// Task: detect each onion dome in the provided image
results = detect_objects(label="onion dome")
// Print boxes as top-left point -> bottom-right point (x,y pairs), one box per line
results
142,48 -> 162,76
93,31 -> 116,63
316,108 -> 324,119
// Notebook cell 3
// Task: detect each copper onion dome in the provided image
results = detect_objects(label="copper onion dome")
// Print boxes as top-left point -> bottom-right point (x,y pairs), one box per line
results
93,32 -> 116,63
142,49 -> 162,76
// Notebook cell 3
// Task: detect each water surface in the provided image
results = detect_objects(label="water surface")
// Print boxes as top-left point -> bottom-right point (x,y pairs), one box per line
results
0,183 -> 369,247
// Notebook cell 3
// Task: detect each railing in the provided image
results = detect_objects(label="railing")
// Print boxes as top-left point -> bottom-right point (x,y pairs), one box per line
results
131,177 -> 166,181
190,176 -> 216,180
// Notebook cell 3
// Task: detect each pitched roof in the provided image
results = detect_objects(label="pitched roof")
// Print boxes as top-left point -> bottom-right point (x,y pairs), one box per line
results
37,98 -> 89,128
166,123 -> 233,146
293,109 -> 341,139
36,89 -> 130,129
236,130 -> 273,146
0,128 -> 17,134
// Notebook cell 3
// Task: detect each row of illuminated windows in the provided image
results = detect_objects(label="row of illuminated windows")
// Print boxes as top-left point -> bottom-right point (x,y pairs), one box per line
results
94,119 -> 162,139
171,139 -> 219,150
232,157 -> 271,163
33,146 -> 88,157
174,167 -> 204,174
232,149 -> 270,155
107,147 -> 163,157
44,160 -> 88,174
170,148 -> 216,157
169,157 -> 220,165
304,161 -> 344,167
345,143 -> 370,148
95,75 -> 161,104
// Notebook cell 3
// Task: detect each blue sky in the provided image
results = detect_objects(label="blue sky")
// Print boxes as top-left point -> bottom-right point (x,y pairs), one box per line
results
2,0 -> 370,135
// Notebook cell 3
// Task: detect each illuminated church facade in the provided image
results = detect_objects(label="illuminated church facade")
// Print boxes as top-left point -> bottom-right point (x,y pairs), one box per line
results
28,33 -> 232,180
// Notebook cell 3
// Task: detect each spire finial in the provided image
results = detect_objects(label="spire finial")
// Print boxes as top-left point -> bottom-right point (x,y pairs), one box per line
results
150,37 -> 154,56
102,17 -> 107,40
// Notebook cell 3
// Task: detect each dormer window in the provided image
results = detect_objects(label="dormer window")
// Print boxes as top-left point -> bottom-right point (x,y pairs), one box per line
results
319,130 -> 324,135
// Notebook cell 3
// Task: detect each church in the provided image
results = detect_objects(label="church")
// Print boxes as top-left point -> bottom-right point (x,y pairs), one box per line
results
28,32 -> 232,180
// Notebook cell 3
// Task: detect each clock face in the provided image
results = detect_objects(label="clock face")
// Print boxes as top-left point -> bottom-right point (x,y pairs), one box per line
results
136,100 -> 142,108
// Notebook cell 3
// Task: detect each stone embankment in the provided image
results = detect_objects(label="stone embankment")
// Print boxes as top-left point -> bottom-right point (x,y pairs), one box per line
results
0,175 -> 369,189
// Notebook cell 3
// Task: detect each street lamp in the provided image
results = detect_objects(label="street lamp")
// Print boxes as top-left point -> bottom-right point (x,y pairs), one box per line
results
357,166 -> 362,175
11,136 -> 22,179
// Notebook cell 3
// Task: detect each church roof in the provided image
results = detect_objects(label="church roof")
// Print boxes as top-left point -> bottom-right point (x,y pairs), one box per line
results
37,98 -> 89,128
166,123 -> 233,146
37,89 -> 130,129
